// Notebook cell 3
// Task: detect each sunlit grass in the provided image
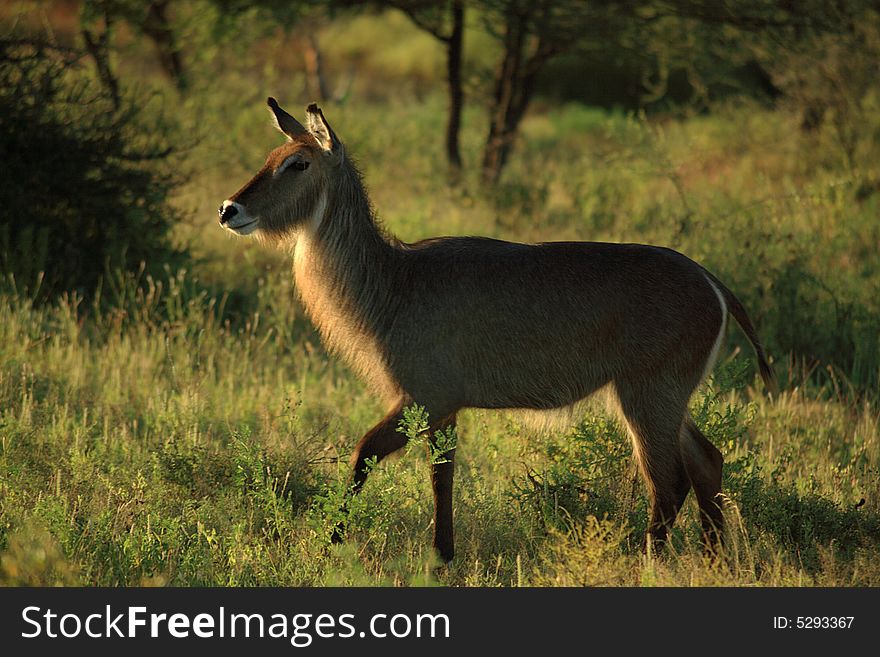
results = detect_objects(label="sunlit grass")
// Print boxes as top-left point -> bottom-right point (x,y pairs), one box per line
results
1,265 -> 878,586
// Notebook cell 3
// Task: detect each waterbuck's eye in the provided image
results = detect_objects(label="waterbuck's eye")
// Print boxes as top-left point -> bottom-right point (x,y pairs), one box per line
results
277,158 -> 310,175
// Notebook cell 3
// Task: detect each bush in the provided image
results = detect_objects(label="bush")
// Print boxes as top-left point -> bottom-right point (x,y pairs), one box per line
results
0,38 -> 187,300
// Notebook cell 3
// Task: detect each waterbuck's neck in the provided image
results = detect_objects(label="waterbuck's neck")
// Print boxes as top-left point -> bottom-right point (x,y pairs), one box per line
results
292,160 -> 402,398
314,161 -> 394,261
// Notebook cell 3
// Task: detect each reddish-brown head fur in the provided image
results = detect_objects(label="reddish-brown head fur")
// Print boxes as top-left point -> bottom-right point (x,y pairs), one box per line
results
219,99 -> 344,245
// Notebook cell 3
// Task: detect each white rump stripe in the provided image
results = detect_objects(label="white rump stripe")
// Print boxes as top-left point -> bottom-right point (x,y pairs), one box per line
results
701,275 -> 728,384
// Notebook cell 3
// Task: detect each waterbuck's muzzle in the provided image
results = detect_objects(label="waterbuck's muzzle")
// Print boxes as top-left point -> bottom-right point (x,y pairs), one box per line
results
219,200 -> 259,235
218,202 -> 238,224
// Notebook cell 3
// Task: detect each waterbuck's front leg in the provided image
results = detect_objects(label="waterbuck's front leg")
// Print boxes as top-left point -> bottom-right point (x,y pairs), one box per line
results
350,403 -> 409,491
430,414 -> 457,564
333,403 -> 458,565
331,403 -> 408,544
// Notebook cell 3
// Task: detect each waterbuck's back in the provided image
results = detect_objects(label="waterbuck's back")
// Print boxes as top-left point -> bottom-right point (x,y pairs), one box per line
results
385,238 -> 724,415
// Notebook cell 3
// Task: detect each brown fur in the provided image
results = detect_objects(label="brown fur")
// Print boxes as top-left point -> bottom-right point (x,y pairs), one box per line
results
221,100 -> 775,562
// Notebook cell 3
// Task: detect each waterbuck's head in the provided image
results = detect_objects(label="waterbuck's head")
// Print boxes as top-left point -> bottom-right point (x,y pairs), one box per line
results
219,98 -> 343,243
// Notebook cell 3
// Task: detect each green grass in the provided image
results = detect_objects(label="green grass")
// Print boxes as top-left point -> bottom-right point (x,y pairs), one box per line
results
2,8 -> 880,586
1,233 -> 878,586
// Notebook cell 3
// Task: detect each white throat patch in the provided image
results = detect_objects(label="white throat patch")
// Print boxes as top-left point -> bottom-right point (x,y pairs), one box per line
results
310,190 -> 328,232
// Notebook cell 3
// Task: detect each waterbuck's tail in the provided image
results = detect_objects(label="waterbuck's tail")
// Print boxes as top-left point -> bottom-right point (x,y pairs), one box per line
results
703,269 -> 778,395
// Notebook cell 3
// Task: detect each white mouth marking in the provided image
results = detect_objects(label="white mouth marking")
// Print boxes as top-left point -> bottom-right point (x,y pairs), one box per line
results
220,200 -> 260,235
227,219 -> 259,235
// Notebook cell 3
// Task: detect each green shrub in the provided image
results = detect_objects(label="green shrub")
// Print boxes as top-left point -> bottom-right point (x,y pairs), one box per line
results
0,38 -> 187,300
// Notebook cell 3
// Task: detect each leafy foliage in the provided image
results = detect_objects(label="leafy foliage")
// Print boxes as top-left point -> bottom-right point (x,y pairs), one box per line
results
0,38 -> 187,300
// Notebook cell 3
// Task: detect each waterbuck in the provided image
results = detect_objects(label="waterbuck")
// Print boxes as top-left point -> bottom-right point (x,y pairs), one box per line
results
219,98 -> 775,563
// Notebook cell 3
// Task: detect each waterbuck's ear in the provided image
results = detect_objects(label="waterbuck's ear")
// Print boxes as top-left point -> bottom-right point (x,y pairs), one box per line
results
305,103 -> 343,159
267,97 -> 307,140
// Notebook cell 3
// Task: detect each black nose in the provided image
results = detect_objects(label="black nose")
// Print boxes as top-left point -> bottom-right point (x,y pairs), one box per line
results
219,203 -> 238,225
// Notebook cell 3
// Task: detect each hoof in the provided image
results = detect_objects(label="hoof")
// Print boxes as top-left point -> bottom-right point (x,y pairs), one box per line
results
434,550 -> 454,567
432,559 -> 452,577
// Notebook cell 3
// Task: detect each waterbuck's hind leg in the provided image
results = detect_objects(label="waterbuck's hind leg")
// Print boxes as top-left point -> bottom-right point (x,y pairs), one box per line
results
615,380 -> 693,552
429,414 -> 457,564
331,403 -> 409,544
680,415 -> 724,552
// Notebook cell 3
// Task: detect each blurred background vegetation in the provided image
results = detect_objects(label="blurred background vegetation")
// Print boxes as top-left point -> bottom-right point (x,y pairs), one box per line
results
1,0 -> 879,586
